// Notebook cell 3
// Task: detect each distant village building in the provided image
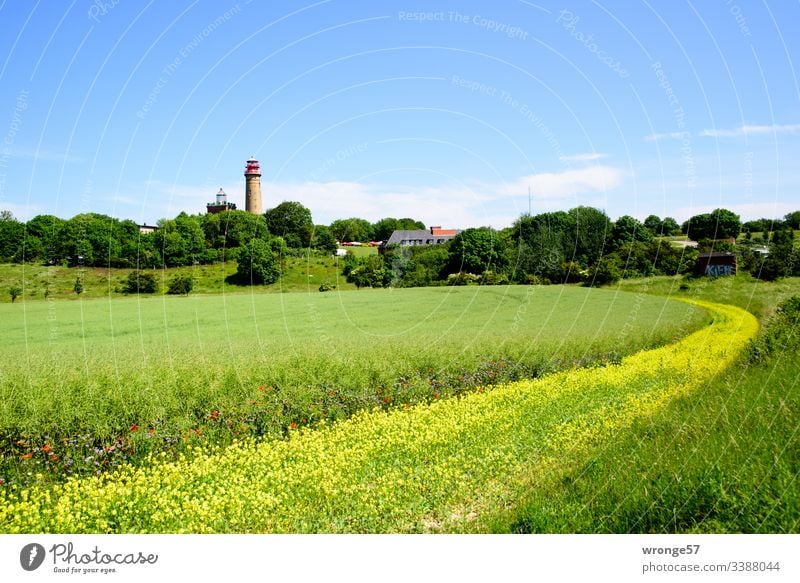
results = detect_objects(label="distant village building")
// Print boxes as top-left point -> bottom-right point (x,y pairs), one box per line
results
379,226 -> 460,253
138,223 -> 159,234
695,252 -> 737,276
206,188 -> 237,214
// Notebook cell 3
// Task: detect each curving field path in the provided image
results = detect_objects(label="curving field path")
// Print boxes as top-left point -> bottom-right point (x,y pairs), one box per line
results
0,299 -> 758,533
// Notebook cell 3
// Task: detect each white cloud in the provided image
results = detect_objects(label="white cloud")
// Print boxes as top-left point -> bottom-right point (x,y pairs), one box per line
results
281,166 -> 623,226
643,131 -> 688,142
504,165 -> 623,199
700,123 -> 800,138
129,165 -> 625,229
558,153 -> 608,162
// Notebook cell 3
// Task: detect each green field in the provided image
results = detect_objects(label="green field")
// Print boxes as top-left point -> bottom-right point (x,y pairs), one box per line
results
0,284 -> 704,485
0,296 -> 758,532
1,274 -> 798,533
0,254 -> 354,302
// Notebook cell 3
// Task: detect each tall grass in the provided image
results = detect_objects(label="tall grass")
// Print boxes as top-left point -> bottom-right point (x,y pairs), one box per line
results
0,285 -> 705,484
482,276 -> 800,533
0,299 -> 755,533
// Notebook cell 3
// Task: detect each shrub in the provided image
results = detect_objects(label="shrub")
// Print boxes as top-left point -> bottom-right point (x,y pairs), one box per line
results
585,255 -> 622,287
447,272 -> 480,286
562,261 -> 584,284
123,271 -> 158,294
481,271 -> 509,285
753,255 -> 787,281
748,296 -> 800,363
318,281 -> 335,292
8,285 -> 21,303
167,275 -> 194,295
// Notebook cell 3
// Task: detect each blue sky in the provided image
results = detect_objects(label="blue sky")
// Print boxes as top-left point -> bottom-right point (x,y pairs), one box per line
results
0,0 -> 798,228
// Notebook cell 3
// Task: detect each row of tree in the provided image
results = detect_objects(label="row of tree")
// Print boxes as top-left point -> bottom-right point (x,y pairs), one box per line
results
1,205 -> 798,287
344,207 -> 799,288
0,204 -> 431,269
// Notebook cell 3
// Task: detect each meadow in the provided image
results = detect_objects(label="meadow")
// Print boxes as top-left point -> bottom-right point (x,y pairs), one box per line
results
1,273 -> 797,533
0,252 -> 355,301
0,297 -> 756,532
0,284 -> 705,487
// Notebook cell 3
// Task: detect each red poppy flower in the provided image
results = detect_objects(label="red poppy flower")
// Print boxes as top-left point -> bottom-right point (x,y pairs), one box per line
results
42,444 -> 52,453
130,424 -> 139,432
259,385 -> 266,392
20,452 -> 33,460
434,393 -> 440,399
210,410 -> 219,421
290,422 -> 297,429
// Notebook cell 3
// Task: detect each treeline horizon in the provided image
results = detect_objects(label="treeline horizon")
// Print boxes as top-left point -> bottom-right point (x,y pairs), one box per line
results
0,204 -> 798,286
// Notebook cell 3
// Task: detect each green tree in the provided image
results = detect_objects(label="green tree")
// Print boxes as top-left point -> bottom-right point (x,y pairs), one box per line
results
329,217 -> 373,243
9,285 -> 21,303
236,239 -> 280,284
567,206 -> 613,266
0,211 -> 24,262
73,277 -> 84,295
383,243 -> 450,287
372,217 -> 425,242
509,212 -> 575,283
784,211 -> 800,230
55,213 -> 123,267
265,201 -> 314,248
311,225 -> 337,254
643,214 -> 663,236
661,217 -> 681,236
448,227 -> 507,275
204,210 -> 269,251
153,213 -> 207,267
682,208 -> 741,241
612,215 -> 652,249
25,214 -> 66,264
12,235 -> 44,263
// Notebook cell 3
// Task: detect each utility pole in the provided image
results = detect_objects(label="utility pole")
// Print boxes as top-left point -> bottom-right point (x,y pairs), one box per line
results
528,186 -> 531,215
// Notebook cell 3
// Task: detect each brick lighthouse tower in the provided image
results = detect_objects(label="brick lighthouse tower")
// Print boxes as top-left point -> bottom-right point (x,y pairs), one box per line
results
244,157 -> 262,214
